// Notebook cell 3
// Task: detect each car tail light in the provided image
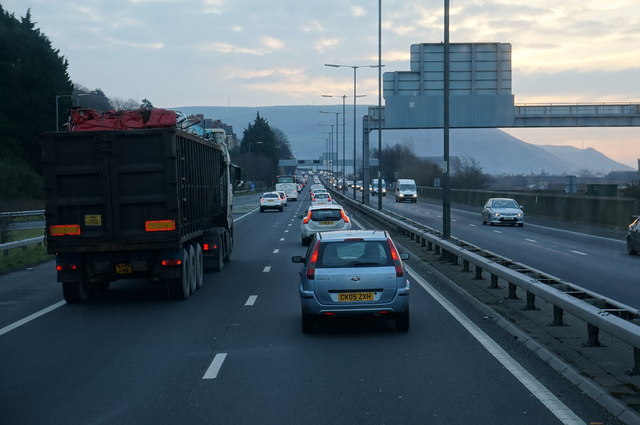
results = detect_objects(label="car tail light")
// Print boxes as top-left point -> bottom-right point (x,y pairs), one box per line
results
340,210 -> 350,223
302,210 -> 312,224
307,241 -> 320,280
386,238 -> 404,277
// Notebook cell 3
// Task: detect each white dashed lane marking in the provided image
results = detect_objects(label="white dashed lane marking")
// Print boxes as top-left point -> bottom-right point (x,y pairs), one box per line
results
263,266 -> 271,272
245,295 -> 258,306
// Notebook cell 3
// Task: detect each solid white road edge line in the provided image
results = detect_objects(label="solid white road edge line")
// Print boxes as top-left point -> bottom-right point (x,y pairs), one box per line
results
0,300 -> 66,337
245,295 -> 258,306
405,264 -> 584,425
203,353 -> 228,379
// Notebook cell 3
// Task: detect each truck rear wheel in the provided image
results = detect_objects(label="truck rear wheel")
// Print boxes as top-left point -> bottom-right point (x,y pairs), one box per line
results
168,249 -> 190,300
195,243 -> 204,289
188,246 -> 197,294
213,241 -> 224,272
62,281 -> 88,303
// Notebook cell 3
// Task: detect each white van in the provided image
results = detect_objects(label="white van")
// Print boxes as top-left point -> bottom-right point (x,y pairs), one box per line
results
371,178 -> 386,196
395,179 -> 417,203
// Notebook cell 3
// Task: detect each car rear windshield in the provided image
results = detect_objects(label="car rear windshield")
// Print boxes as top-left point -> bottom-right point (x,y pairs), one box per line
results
310,209 -> 342,221
263,193 -> 278,199
316,241 -> 393,268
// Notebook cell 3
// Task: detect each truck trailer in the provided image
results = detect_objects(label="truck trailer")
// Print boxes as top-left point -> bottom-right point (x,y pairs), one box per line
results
41,109 -> 240,302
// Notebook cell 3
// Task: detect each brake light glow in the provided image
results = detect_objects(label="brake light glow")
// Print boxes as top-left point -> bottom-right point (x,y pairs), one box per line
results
307,242 -> 320,280
145,220 -> 176,232
386,238 -> 404,277
202,243 -> 218,251
340,210 -> 350,223
303,210 -> 312,224
56,264 -> 78,271
161,259 -> 182,266
49,224 -> 81,237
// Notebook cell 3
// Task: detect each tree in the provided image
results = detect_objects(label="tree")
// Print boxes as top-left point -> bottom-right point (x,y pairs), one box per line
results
238,112 -> 279,185
374,141 -> 442,187
0,6 -> 73,197
451,156 -> 493,189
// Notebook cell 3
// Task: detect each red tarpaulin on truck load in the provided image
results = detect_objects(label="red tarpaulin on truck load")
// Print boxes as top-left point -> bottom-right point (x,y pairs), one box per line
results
69,108 -> 177,131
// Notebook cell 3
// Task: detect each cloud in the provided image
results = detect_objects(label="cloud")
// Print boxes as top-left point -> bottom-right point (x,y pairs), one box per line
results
314,38 -> 339,53
200,42 -> 262,55
261,36 -> 285,50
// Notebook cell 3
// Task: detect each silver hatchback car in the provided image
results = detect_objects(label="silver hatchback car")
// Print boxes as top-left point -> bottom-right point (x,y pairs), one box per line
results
292,230 -> 410,333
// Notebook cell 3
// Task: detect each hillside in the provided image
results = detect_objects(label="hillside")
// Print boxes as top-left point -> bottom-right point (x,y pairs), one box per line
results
173,105 -> 633,176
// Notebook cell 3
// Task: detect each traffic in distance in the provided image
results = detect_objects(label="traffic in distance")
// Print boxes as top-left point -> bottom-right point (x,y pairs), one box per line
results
1,167 -> 625,424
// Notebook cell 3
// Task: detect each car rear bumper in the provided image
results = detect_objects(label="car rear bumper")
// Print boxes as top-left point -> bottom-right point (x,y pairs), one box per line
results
300,288 -> 409,316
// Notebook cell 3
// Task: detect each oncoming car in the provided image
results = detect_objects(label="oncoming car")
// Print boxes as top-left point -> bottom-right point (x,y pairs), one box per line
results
300,204 -> 351,246
482,197 -> 524,227
291,230 -> 410,333
259,191 -> 284,212
627,217 -> 640,255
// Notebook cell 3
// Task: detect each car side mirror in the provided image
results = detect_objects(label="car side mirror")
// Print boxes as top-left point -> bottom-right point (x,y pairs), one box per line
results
291,256 -> 304,263
400,253 -> 410,260
519,205 -> 524,210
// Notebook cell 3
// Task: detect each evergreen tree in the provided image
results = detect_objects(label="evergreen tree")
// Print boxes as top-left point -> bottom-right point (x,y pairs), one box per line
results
0,6 -> 73,185
239,112 -> 279,185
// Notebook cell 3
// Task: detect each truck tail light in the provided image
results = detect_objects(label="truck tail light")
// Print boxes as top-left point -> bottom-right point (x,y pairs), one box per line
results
145,220 -> 176,232
387,238 -> 404,277
49,224 -> 81,236
202,243 -> 218,251
161,259 -> 182,266
56,264 -> 78,271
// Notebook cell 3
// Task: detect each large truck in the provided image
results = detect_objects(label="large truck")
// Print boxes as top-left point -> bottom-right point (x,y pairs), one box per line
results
41,109 -> 240,303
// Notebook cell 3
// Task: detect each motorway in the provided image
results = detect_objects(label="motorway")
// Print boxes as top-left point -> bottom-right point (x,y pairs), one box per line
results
356,191 -> 638,310
0,188 -> 623,424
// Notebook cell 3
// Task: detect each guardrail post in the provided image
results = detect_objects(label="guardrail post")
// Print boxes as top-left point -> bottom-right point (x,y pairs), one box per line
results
420,237 -> 426,247
586,324 -> 602,347
523,291 -> 537,310
462,259 -> 470,272
427,241 -> 433,251
490,274 -> 499,289
435,245 -> 441,255
508,282 -> 518,299
474,266 -> 483,280
551,306 -> 565,326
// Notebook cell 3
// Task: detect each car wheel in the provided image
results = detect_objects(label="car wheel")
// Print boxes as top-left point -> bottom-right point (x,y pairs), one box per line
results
302,314 -> 316,334
518,223 -> 524,227
489,222 -> 494,226
279,206 -> 283,212
627,242 -> 637,255
260,207 -> 264,212
395,308 -> 410,332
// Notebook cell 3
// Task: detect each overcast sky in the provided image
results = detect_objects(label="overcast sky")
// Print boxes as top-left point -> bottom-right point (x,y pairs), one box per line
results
3,0 -> 639,166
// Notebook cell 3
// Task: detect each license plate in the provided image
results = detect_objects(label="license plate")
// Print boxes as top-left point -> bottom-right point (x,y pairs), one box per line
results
338,292 -> 374,302
116,263 -> 132,274
320,221 -> 335,225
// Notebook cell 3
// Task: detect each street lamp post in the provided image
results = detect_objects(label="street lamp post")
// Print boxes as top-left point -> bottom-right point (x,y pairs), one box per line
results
320,111 -> 343,179
325,63 -> 382,202
322,95 -> 349,192
248,141 -> 263,188
317,124 -> 334,173
55,94 -> 72,131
